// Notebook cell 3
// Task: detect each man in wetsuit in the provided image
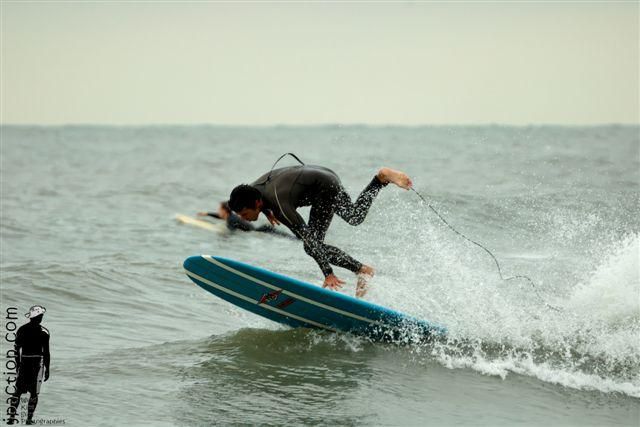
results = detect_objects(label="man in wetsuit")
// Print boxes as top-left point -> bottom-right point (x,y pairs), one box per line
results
7,306 -> 50,425
228,165 -> 412,296
198,201 -> 260,231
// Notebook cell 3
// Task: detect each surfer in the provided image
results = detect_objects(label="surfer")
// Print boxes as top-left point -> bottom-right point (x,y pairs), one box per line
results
7,306 -> 51,425
198,201 -> 256,231
198,201 -> 295,238
228,166 -> 412,296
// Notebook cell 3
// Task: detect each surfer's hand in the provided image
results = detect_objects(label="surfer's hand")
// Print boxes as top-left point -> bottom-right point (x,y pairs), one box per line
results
265,210 -> 280,226
44,369 -> 49,382
323,274 -> 344,290
196,212 -> 207,217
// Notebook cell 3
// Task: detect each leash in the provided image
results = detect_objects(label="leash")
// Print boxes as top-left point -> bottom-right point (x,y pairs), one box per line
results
411,187 -> 561,311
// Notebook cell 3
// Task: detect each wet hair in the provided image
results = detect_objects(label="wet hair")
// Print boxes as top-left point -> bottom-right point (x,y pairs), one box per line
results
220,201 -> 231,214
229,185 -> 262,212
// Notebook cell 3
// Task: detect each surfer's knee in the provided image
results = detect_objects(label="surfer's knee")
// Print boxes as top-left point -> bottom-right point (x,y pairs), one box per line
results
345,214 -> 364,226
303,242 -> 316,256
303,241 -> 312,253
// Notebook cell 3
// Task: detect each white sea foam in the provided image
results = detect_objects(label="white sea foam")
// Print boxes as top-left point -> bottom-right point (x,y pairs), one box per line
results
430,348 -> 640,397
566,233 -> 639,323
370,195 -> 640,397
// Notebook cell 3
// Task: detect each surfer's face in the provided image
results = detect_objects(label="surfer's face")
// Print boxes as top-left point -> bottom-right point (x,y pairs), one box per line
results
238,200 -> 262,221
238,207 -> 259,221
218,205 -> 230,220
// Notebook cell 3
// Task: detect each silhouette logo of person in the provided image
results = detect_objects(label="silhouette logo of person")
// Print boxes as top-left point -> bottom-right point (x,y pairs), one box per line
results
7,305 -> 51,425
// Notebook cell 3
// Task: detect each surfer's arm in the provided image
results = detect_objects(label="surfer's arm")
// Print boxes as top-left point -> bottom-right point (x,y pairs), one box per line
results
263,209 -> 280,226
14,328 -> 23,370
227,214 -> 255,231
255,224 -> 275,233
196,212 -> 222,219
42,331 -> 50,380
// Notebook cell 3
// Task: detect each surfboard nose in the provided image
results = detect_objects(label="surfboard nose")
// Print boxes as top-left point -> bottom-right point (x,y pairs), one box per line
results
183,255 -> 204,272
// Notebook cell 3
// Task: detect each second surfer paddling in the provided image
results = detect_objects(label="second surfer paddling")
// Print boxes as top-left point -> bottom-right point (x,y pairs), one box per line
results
228,163 -> 412,297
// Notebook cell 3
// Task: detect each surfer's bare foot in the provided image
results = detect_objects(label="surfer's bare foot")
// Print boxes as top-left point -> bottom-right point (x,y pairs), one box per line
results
358,265 -> 375,277
377,167 -> 413,190
356,265 -> 375,298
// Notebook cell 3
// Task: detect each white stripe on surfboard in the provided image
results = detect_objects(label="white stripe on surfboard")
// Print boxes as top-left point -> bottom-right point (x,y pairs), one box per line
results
185,269 -> 337,332
202,255 -> 383,326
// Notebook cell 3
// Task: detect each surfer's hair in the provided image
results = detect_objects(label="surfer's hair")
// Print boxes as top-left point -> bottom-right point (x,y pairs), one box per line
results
229,185 -> 261,212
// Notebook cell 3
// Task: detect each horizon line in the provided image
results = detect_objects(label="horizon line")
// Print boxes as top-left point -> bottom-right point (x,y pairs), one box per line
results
1,122 -> 638,128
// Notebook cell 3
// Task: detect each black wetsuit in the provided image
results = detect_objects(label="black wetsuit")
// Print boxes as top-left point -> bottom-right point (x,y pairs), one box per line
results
251,165 -> 387,277
9,320 -> 50,423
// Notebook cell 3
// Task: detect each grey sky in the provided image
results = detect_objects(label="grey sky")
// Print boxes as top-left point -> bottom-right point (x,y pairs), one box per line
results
1,2 -> 638,125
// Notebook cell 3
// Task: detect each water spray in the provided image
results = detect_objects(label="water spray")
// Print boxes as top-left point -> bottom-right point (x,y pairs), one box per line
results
264,153 -> 561,311
410,187 -> 562,312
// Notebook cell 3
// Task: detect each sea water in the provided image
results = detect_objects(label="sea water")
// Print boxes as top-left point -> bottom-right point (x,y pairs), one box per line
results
1,125 -> 638,426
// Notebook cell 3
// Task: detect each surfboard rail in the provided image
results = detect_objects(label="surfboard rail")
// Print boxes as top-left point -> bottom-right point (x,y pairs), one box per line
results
175,214 -> 226,233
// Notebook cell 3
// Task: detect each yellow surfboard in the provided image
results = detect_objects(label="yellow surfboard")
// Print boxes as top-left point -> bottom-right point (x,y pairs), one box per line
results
175,214 -> 227,233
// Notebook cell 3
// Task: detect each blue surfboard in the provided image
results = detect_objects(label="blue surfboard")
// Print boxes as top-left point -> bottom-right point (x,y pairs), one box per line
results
183,255 -> 446,342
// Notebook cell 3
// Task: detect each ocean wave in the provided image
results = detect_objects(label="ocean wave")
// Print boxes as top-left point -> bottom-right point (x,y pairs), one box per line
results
362,197 -> 640,397
426,234 -> 640,397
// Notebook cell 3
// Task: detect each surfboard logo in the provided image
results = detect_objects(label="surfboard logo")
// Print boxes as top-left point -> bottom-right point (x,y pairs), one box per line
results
258,290 -> 282,304
276,298 -> 295,309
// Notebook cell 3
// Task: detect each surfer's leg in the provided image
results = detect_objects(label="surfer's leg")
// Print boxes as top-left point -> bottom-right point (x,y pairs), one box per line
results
306,197 -> 334,241
321,241 -> 373,297
334,168 -> 412,226
322,244 -> 363,272
7,378 -> 27,425
334,176 -> 388,226
25,362 -> 43,423
307,201 -> 363,273
308,203 -> 374,297
26,391 -> 38,424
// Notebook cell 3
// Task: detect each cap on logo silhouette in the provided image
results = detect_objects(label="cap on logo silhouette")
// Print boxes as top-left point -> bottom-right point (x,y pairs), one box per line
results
25,305 -> 46,318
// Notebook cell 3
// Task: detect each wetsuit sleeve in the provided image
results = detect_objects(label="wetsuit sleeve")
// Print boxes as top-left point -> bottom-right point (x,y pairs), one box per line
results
279,207 -> 334,277
227,214 -> 255,232
14,327 -> 23,368
43,332 -> 50,373
206,212 -> 223,219
255,224 -> 298,239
